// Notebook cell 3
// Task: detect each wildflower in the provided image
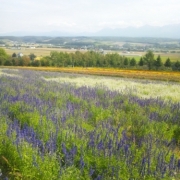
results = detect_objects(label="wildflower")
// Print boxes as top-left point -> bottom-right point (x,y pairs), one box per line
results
97,140 -> 104,150
80,156 -> 85,169
177,159 -> 180,170
89,167 -> 95,177
94,175 -> 102,180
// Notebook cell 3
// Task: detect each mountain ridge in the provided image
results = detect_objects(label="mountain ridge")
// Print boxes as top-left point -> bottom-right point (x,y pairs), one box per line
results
0,24 -> 180,38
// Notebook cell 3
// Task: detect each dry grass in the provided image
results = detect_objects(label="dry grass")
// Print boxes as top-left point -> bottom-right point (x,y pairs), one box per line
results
2,47 -> 81,56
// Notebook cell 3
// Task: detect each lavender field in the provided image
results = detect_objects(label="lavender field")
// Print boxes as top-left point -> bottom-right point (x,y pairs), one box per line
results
0,68 -> 180,180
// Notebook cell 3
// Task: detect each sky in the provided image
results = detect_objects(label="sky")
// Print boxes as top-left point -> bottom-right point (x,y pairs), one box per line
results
0,0 -> 180,34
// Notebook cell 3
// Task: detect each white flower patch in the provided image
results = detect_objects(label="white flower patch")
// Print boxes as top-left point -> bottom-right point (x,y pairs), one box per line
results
43,73 -> 180,102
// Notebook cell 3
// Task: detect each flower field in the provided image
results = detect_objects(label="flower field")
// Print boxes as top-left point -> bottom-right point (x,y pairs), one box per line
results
0,68 -> 180,179
2,66 -> 180,82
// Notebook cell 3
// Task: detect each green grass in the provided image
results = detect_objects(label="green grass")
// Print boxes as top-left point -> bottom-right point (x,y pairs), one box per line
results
130,54 -> 180,63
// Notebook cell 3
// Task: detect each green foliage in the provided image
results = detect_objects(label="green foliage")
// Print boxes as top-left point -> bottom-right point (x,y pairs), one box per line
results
0,46 -> 180,71
164,58 -> 172,67
60,166 -> 89,180
31,60 -> 40,66
0,140 -> 23,179
0,141 -> 59,180
29,53 -> 36,61
0,48 -> 8,64
173,127 -> 180,144
144,50 -> 155,70
9,102 -> 55,141
89,105 -> 111,125
138,57 -> 144,66
130,57 -> 136,66
0,48 -> 7,57
173,61 -> 180,71
154,55 -> 163,70
4,60 -> 12,66
12,53 -> 17,58
123,57 -> 129,66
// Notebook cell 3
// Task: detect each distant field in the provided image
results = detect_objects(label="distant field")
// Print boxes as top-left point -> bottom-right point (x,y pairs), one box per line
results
2,47 -> 180,62
2,47 -> 80,56
158,54 -> 180,62
129,53 -> 180,62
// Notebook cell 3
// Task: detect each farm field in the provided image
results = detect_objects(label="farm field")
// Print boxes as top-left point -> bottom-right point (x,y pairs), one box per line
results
2,47 -> 180,62
157,54 -> 180,62
2,47 -> 79,57
0,68 -> 180,179
130,53 -> 180,63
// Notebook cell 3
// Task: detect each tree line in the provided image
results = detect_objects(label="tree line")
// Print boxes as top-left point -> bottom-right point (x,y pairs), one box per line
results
0,48 -> 180,71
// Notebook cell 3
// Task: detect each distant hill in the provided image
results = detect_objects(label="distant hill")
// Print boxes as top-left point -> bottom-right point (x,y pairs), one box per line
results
0,31 -> 75,37
93,24 -> 180,38
0,24 -> 180,38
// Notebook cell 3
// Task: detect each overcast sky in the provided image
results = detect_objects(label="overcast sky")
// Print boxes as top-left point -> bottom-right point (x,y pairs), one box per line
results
0,0 -> 180,34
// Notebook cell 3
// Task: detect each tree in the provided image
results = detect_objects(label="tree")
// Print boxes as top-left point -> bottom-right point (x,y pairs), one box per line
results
144,50 -> 155,70
0,48 -> 7,56
123,57 -> 129,66
109,53 -> 119,67
29,53 -> 36,61
138,57 -> 144,66
154,55 -> 163,70
130,58 -> 136,66
164,58 -> 171,67
173,61 -> 180,71
12,53 -> 17,58
4,60 -> 12,66
22,56 -> 30,66
41,56 -> 51,66
0,48 -> 8,65
18,58 -> 24,66
31,60 -> 40,67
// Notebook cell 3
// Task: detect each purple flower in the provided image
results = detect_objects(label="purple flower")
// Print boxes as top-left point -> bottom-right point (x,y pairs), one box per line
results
97,140 -> 104,150
89,167 -> 95,176
80,156 -> 85,169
